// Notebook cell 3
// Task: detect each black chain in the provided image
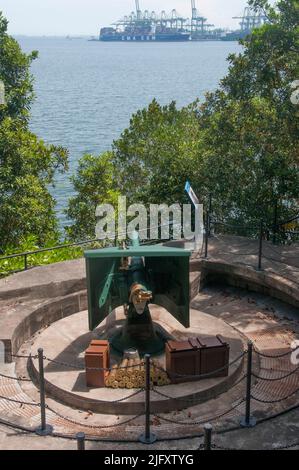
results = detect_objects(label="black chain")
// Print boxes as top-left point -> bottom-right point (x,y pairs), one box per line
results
11,354 -> 37,360
154,414 -> 210,426
154,399 -> 245,426
152,375 -> 246,403
275,213 -> 299,228
254,345 -> 299,359
251,386 -> 299,404
0,372 -> 31,382
262,255 -> 299,273
43,356 -> 109,371
0,394 -> 40,407
48,406 -> 143,429
272,441 -> 299,450
252,365 -> 299,382
43,356 -> 147,372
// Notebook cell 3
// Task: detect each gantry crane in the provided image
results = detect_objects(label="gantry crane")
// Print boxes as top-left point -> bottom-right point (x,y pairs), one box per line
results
110,0 -> 219,40
135,0 -> 142,21
233,6 -> 267,32
190,0 -> 213,37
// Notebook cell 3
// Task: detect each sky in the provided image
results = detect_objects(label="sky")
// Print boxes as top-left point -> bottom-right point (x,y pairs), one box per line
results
0,0 -> 253,36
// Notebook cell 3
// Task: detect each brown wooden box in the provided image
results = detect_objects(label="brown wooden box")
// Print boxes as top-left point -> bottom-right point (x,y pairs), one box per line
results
165,335 -> 230,384
90,340 -> 110,367
197,335 -> 230,378
85,340 -> 110,388
166,339 -> 201,384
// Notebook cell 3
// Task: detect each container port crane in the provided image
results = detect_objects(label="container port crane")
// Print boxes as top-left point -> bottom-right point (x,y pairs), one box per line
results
233,6 -> 267,32
222,5 -> 268,41
190,0 -> 215,40
101,0 -> 190,41
135,0 -> 142,21
98,1 -> 267,43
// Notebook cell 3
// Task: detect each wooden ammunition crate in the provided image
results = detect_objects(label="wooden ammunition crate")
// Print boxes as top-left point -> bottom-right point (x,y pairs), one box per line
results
90,340 -> 110,367
85,340 -> 110,388
166,335 -> 230,384
198,335 -> 230,378
166,339 -> 201,384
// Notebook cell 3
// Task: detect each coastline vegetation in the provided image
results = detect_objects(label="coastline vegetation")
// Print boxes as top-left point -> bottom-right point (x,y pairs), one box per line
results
67,0 -> 298,241
0,0 -> 298,276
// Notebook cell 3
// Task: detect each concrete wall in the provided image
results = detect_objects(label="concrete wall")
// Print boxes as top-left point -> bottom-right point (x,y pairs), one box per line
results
1,259 -> 298,363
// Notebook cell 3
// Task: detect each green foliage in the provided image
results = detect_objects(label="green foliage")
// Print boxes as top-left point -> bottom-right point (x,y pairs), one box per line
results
112,100 -> 204,203
0,12 -> 68,254
111,99 -> 202,205
0,11 -> 38,123
198,95 -> 298,227
198,0 -> 299,226
223,1 -> 298,101
66,0 -> 298,243
0,235 -> 84,277
66,101 -> 202,242
66,152 -> 119,241
0,118 -> 68,250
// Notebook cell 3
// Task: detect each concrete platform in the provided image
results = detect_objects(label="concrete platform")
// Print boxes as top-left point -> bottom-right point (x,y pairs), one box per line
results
28,305 -> 244,414
2,284 -> 298,442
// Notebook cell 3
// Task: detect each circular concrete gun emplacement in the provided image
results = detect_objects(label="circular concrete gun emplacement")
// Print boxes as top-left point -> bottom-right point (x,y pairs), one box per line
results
26,305 -> 245,414
1,249 -> 298,441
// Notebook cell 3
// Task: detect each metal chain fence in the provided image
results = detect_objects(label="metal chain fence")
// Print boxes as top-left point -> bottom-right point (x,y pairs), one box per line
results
0,342 -> 298,448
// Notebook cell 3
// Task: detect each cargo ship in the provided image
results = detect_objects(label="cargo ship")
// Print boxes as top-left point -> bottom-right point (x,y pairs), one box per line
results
99,1 -> 191,42
100,27 -> 190,42
96,2 -> 266,43
220,30 -> 250,41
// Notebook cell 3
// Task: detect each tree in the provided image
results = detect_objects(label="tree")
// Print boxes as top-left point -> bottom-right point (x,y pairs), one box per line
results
0,12 -> 38,123
197,0 -> 299,228
67,0 -> 298,239
110,99 -> 202,205
66,153 -> 119,241
66,100 -> 202,241
0,12 -> 68,253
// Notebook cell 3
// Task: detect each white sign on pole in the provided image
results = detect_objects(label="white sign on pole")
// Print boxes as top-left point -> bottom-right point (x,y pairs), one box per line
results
185,181 -> 199,207
184,181 -> 203,251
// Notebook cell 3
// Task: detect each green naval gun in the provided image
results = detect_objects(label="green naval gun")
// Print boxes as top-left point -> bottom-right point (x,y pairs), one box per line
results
84,234 -> 191,355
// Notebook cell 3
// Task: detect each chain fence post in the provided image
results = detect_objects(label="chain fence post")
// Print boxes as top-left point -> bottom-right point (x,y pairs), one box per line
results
240,341 -> 256,428
272,201 -> 278,245
208,194 -> 212,237
35,348 -> 53,436
258,220 -> 263,271
24,254 -> 28,271
204,423 -> 213,450
139,354 -> 156,444
76,432 -> 86,450
204,211 -> 209,258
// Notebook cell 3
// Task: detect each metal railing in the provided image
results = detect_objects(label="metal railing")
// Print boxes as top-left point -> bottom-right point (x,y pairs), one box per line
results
0,221 -> 183,275
1,342 -> 298,448
1,210 -> 298,277
203,211 -> 299,274
0,238 -> 101,273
